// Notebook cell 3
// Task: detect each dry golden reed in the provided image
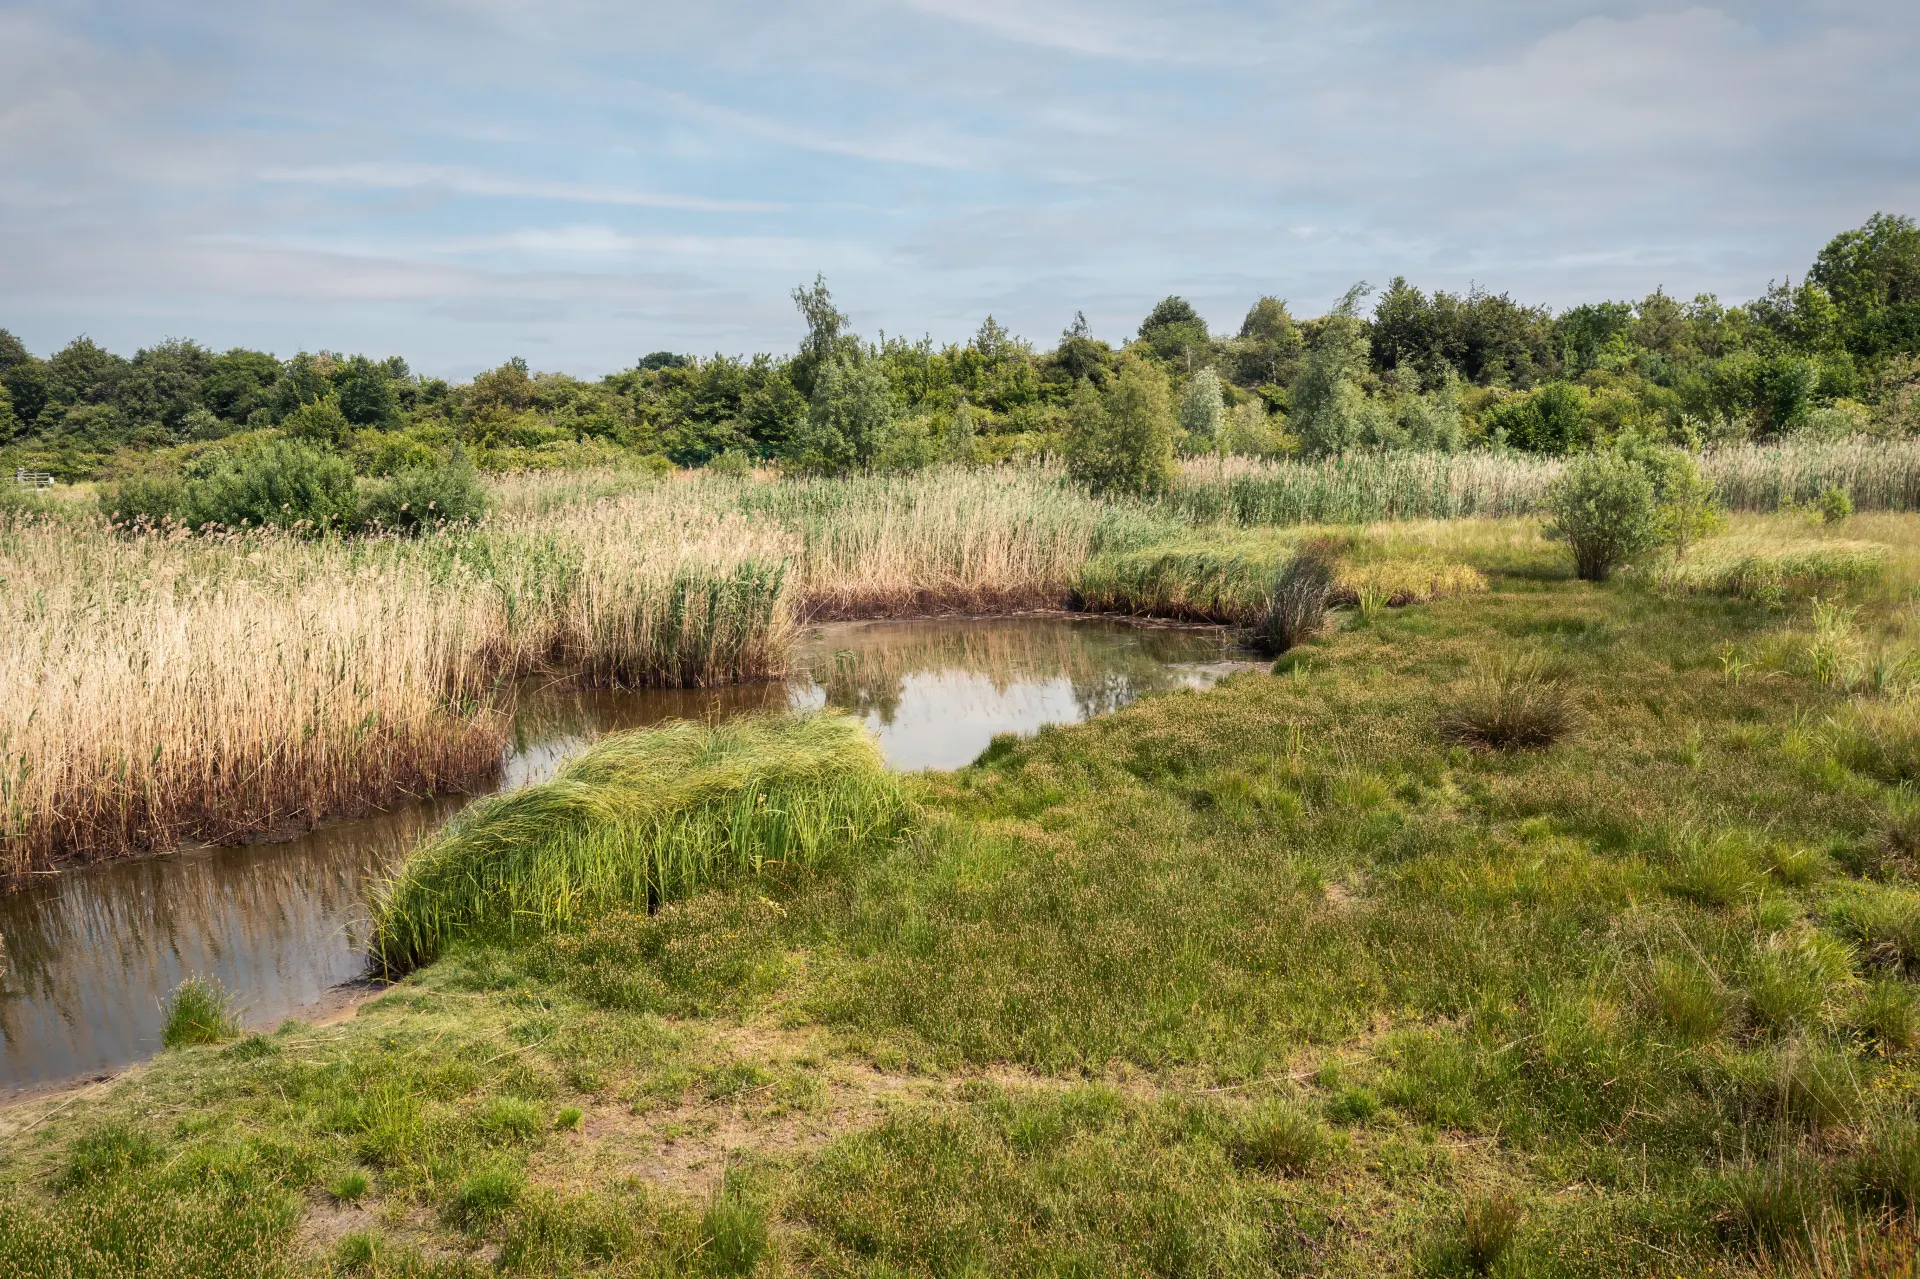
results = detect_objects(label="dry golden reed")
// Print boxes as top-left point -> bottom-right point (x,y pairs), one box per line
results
0,468 -> 1136,873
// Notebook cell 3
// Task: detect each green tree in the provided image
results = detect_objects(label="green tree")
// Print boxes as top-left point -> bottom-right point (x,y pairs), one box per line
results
1291,284 -> 1372,456
282,393 -> 352,448
1177,367 -> 1224,457
1487,381 -> 1588,454
1064,357 -> 1175,497
1050,311 -> 1114,386
333,354 -> 401,427
786,355 -> 897,476
120,338 -> 213,437
202,349 -> 282,425
44,337 -> 130,414
1137,296 -> 1210,368
1749,353 -> 1817,438
789,275 -> 854,400
1810,212 -> 1920,358
1233,296 -> 1302,386
943,400 -> 980,465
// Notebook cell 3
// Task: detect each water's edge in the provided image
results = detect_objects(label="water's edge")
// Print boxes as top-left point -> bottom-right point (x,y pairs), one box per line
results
0,616 -> 1259,1094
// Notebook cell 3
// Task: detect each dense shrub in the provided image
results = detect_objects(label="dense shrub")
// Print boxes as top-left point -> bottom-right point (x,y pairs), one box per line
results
360,448 -> 486,531
1542,450 -> 1658,580
104,439 -> 357,533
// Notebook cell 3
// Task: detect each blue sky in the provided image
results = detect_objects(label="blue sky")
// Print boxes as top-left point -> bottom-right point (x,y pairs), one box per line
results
2,1 -> 1917,377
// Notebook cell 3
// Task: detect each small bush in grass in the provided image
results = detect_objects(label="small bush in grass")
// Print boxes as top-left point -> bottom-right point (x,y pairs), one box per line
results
555,1106 -> 583,1132
1229,1100 -> 1332,1174
1661,830 -> 1763,909
1459,1191 -> 1523,1274
1728,1038 -> 1864,1129
1765,844 -> 1829,888
1247,541 -> 1336,656
1749,934 -> 1853,1033
1439,653 -> 1573,751
1853,978 -> 1919,1053
160,975 -> 239,1048
329,1171 -> 370,1203
58,1124 -> 165,1191
1817,484 -> 1854,524
450,1163 -> 523,1227
1542,449 -> 1658,581
701,1173 -> 768,1277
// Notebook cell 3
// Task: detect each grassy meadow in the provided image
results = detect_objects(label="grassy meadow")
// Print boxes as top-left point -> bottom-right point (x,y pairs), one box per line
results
3,491 -> 1920,1275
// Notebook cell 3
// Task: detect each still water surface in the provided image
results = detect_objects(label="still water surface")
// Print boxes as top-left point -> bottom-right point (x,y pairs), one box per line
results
0,617 -> 1255,1092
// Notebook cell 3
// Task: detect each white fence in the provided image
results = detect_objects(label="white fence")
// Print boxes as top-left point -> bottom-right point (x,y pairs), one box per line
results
14,469 -> 53,491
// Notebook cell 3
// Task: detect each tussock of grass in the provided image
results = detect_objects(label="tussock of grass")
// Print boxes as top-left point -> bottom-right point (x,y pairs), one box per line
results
159,975 -> 240,1048
372,712 -> 910,970
1246,541 -> 1335,656
1647,535 -> 1889,601
1439,653 -> 1573,751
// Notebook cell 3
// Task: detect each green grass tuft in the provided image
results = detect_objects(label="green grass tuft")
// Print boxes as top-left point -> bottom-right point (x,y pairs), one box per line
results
159,976 -> 239,1048
371,711 -> 911,970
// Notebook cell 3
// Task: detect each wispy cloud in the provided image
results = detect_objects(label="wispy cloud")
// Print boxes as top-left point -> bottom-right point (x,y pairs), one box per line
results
261,162 -> 790,214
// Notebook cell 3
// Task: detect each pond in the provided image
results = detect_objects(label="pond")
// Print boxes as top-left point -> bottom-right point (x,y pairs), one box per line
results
0,616 -> 1258,1093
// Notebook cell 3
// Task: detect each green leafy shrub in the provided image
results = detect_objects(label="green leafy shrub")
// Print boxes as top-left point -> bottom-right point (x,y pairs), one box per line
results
359,447 -> 485,532
1817,484 -> 1854,523
1542,449 -> 1658,581
156,439 -> 359,532
99,472 -> 188,526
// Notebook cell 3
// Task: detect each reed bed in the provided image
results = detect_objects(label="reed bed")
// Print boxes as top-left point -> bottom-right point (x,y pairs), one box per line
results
1166,454 -> 1559,526
370,712 -> 909,971
1167,439 -> 1920,527
0,499 -> 793,875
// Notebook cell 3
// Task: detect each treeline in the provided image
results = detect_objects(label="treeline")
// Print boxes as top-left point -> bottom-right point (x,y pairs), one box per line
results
3,213 -> 1917,490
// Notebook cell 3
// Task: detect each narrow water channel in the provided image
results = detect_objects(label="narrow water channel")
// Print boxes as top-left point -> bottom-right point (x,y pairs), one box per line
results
0,617 -> 1257,1093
